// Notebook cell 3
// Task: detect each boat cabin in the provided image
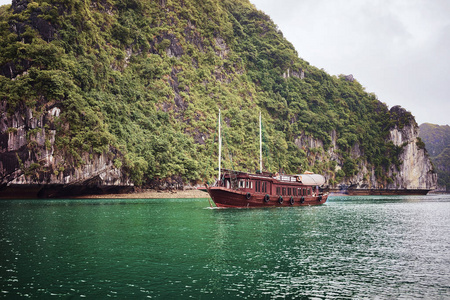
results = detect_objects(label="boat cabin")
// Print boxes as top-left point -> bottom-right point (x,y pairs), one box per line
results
220,170 -> 319,197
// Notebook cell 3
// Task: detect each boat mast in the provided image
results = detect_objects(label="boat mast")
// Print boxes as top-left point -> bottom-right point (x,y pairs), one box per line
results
218,109 -> 222,184
259,111 -> 262,172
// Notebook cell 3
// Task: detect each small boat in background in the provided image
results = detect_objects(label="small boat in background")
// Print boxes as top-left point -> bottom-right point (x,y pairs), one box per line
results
206,110 -> 328,208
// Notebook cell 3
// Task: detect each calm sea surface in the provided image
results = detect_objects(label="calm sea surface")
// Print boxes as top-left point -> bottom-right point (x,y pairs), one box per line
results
1,194 -> 449,299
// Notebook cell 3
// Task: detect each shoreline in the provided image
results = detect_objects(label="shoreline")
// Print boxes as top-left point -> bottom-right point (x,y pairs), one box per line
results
76,189 -> 209,199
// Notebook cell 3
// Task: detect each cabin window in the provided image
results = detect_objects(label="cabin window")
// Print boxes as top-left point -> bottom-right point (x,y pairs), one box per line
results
239,180 -> 245,188
262,182 -> 267,193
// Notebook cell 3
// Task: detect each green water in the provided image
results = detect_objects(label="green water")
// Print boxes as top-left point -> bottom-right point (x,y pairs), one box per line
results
1,195 -> 450,299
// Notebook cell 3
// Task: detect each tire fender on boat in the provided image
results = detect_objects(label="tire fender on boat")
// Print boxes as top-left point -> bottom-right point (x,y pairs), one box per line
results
246,192 -> 251,200
278,196 -> 283,204
264,194 -> 270,203
289,196 -> 294,205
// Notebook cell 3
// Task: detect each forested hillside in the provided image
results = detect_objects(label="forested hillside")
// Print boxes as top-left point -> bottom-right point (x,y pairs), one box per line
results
419,123 -> 450,191
0,0 -> 436,194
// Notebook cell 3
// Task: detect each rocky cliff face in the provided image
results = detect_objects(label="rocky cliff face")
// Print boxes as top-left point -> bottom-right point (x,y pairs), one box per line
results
387,123 -> 436,190
296,107 -> 437,191
418,123 -> 450,191
0,100 -> 132,197
342,107 -> 436,191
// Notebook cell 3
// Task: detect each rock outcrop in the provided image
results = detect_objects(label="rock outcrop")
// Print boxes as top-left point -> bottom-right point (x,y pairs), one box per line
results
334,106 -> 437,191
419,123 -> 450,191
283,68 -> 304,79
0,100 -> 132,198
293,107 -> 437,191
387,123 -> 436,189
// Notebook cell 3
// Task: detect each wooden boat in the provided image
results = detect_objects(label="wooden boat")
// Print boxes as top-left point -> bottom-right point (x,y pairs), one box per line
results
207,170 -> 328,208
206,110 -> 329,208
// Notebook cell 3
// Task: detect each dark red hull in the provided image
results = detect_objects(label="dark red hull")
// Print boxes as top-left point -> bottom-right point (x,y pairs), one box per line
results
207,186 -> 328,208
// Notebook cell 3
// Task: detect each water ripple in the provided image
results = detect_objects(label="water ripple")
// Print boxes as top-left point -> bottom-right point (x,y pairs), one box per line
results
0,195 -> 449,298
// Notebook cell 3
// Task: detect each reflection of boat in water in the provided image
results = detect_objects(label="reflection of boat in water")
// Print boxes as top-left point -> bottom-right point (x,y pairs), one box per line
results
205,110 -> 328,208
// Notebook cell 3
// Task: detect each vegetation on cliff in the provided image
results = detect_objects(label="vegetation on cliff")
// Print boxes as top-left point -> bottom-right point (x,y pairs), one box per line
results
419,123 -> 450,191
0,0 -> 426,188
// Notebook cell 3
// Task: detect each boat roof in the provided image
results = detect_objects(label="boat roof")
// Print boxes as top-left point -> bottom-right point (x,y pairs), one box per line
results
221,169 -> 326,185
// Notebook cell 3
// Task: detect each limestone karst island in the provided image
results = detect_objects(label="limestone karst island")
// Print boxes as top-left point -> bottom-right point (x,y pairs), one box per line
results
0,0 -> 437,198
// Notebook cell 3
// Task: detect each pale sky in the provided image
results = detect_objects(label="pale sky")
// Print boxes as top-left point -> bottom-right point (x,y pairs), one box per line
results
1,0 -> 448,125
250,0 -> 450,126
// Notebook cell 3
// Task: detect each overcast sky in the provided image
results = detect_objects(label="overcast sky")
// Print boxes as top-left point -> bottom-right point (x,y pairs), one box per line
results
1,0 -> 448,125
250,0 -> 450,126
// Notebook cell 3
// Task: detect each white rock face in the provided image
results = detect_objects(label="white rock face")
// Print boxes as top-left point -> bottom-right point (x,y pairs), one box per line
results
388,125 -> 437,189
294,133 -> 324,149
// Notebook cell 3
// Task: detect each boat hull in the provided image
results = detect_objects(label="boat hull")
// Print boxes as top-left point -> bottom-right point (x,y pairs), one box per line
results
207,187 -> 328,208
